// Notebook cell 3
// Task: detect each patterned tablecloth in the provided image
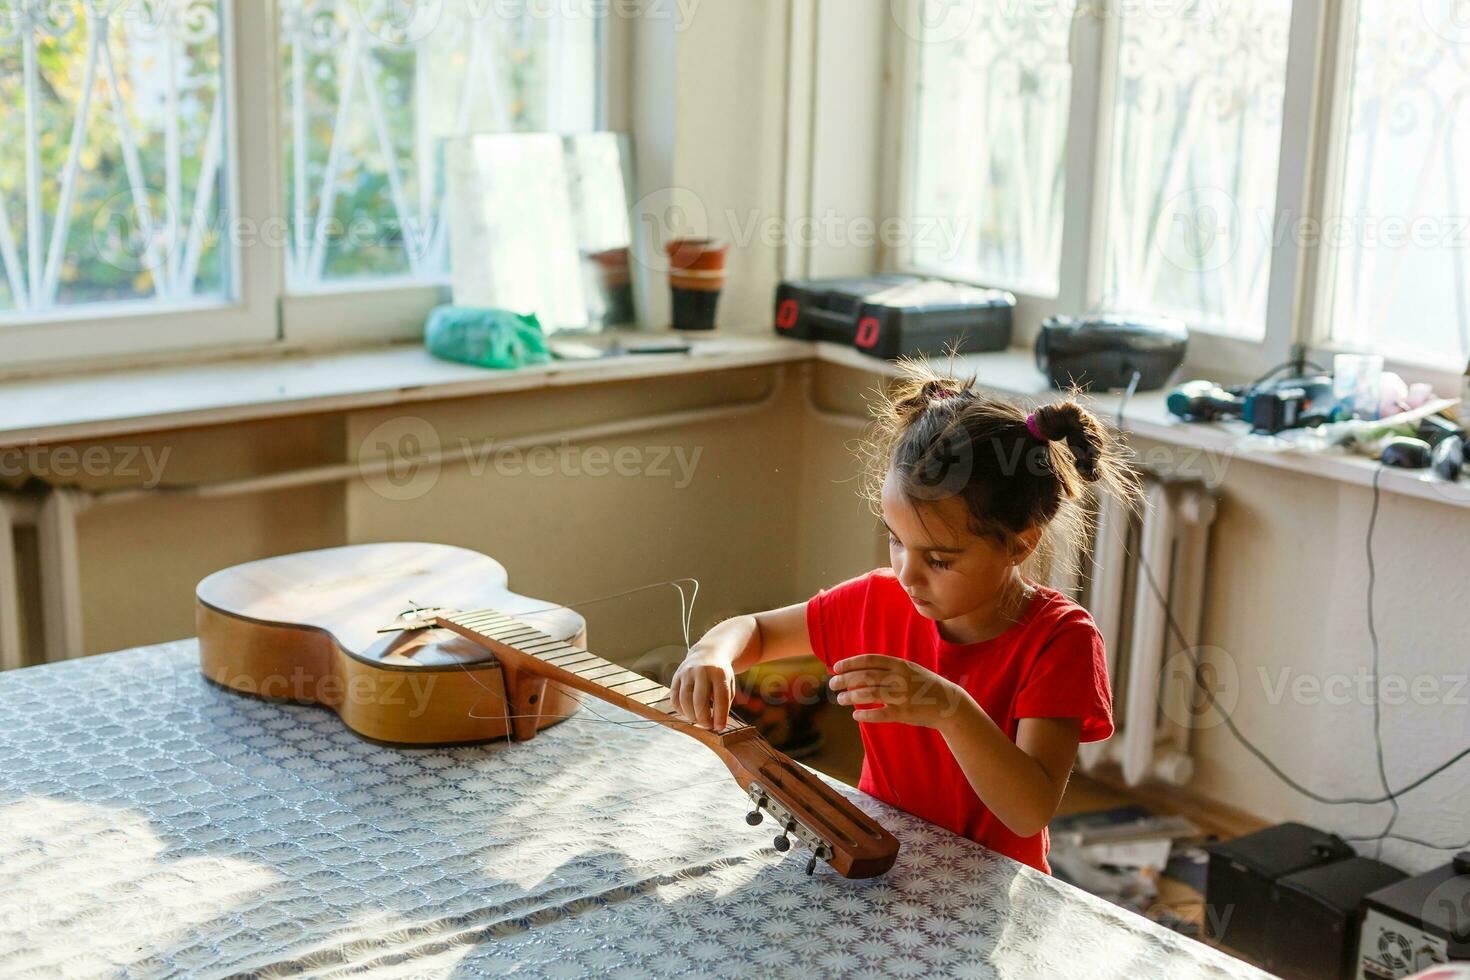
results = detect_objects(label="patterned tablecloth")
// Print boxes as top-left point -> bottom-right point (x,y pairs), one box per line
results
0,642 -> 1271,979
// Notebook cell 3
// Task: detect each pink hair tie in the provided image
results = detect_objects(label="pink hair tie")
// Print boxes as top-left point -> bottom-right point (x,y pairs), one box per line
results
1026,412 -> 1050,442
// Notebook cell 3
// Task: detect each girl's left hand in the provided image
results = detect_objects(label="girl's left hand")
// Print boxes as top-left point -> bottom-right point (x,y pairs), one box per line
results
829,655 -> 970,730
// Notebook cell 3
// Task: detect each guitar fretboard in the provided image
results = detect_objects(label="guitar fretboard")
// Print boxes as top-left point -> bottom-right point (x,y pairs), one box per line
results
445,609 -> 749,734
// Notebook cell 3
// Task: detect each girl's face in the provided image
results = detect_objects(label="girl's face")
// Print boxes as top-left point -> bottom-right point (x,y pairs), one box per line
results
880,469 -> 1031,623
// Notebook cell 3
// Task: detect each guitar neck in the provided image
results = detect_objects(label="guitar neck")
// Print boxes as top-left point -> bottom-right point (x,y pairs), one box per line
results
438,607 -> 900,879
437,609 -> 752,747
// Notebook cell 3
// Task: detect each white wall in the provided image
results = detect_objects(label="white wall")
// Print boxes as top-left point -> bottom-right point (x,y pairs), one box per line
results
1170,442 -> 1470,873
630,0 -> 893,329
632,0 -> 795,331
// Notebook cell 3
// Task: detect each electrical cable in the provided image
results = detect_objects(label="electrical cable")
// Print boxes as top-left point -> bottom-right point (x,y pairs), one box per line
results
1114,373 -> 1470,849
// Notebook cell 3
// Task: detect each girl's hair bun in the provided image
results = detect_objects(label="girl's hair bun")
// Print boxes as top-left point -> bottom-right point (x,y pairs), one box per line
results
895,377 -> 970,419
1029,402 -> 1104,482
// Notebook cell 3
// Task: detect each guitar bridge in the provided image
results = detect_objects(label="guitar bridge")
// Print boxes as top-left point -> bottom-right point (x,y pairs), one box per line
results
747,780 -> 833,868
378,605 -> 455,633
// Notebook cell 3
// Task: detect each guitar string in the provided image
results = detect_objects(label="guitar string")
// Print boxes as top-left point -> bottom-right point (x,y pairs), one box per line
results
477,577 -> 698,733
443,580 -> 751,821
391,584 -> 830,854
417,577 -> 707,735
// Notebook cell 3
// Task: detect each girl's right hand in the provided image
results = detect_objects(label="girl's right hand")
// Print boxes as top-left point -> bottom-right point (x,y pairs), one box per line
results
670,649 -> 737,731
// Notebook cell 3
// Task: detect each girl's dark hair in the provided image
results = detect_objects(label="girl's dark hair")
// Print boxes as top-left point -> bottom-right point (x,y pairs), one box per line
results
860,359 -> 1142,578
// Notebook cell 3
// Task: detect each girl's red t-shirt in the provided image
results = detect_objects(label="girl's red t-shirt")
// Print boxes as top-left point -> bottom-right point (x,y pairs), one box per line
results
805,568 -> 1114,873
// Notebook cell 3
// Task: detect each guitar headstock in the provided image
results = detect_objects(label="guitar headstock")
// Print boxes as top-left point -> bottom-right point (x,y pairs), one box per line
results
723,734 -> 898,879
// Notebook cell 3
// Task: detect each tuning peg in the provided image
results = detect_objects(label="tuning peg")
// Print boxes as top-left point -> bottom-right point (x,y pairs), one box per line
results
774,819 -> 795,853
805,852 -> 818,876
745,794 -> 766,826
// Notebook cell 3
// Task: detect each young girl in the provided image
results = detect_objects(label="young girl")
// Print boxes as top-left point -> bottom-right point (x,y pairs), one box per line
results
670,364 -> 1140,873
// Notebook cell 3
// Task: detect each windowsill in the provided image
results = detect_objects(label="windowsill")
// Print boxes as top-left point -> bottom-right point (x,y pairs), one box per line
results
0,332 -> 810,447
3,332 -> 1467,510
810,342 -> 1470,510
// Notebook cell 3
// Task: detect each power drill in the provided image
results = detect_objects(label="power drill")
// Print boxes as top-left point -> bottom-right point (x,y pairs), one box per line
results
1168,363 -> 1335,434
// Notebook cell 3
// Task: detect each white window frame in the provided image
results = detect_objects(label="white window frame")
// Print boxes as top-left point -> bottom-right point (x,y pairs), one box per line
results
1,0 -> 622,378
1,0 -> 280,374
884,0 -> 1462,393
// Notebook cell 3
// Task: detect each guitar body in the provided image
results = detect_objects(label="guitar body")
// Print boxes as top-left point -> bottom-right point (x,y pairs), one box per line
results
196,543 -> 586,746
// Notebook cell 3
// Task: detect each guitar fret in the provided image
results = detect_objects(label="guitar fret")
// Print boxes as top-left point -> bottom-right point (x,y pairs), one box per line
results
470,624 -> 534,644
547,652 -> 601,671
541,648 -> 595,666
518,638 -> 569,655
489,626 -> 542,644
455,613 -> 512,630
608,678 -> 665,698
577,663 -> 631,683
453,613 -> 750,730
591,669 -> 648,689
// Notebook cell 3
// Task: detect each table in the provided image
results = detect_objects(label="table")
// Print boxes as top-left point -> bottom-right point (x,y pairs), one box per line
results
0,642 -> 1271,979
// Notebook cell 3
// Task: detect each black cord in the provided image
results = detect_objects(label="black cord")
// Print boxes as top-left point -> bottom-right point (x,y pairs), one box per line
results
1365,464 -> 1398,858
1249,358 -> 1330,388
1114,374 -> 1470,846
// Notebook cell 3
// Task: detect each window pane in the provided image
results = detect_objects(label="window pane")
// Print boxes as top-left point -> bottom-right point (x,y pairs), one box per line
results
279,1 -> 599,291
1327,0 -> 1470,366
906,1 -> 1073,297
0,2 -> 230,318
1101,0 -> 1292,339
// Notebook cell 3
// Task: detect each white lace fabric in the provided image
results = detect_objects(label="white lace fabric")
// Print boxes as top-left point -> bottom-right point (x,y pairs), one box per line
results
0,642 -> 1270,979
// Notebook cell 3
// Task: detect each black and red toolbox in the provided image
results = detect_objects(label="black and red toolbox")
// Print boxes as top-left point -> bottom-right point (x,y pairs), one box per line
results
773,275 -> 1016,360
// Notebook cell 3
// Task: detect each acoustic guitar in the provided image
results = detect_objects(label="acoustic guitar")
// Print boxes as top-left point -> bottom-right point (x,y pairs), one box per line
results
196,543 -> 898,879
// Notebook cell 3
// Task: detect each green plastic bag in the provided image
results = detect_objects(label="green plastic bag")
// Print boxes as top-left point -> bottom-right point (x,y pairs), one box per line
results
424,305 -> 552,370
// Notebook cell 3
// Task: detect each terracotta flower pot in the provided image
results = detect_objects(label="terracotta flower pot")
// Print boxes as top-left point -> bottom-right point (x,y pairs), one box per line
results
666,238 -> 729,331
588,247 -> 635,326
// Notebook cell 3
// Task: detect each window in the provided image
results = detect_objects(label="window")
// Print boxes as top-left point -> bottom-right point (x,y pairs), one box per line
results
1100,0 -> 1293,340
278,0 -> 599,292
1322,0 -> 1470,368
894,0 -> 1468,380
0,0 -> 230,318
903,0 -> 1075,297
0,0 -> 604,369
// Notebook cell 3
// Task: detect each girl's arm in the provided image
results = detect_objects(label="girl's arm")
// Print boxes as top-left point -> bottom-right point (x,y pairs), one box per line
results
828,655 -> 1081,838
670,602 -> 812,730
939,708 -> 1081,839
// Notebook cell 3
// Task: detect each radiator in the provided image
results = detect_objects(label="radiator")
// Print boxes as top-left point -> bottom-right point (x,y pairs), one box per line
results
1073,474 -> 1218,787
0,493 -> 23,671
